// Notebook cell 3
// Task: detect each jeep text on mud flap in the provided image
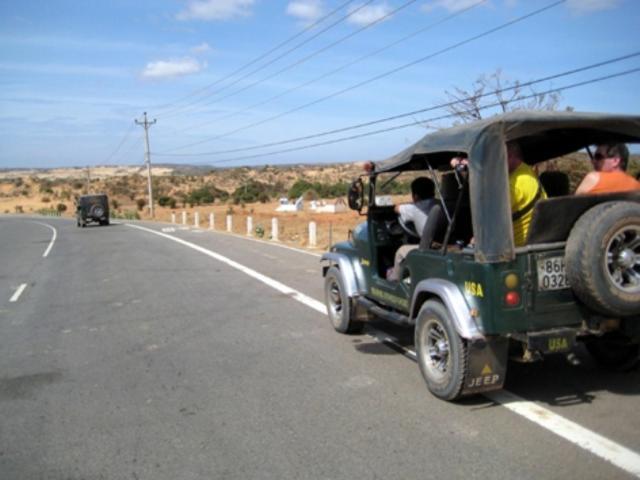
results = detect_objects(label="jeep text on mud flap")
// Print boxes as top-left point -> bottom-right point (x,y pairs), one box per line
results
322,111 -> 640,401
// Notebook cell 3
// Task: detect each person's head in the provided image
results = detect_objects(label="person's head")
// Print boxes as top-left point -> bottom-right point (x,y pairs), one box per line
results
593,143 -> 629,172
506,141 -> 523,173
411,177 -> 435,202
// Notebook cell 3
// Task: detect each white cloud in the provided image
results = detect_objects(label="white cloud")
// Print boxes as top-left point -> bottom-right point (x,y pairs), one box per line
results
286,0 -> 324,23
567,0 -> 620,14
141,58 -> 205,78
347,3 -> 393,26
191,42 -> 212,54
176,0 -> 255,21
422,0 -> 488,13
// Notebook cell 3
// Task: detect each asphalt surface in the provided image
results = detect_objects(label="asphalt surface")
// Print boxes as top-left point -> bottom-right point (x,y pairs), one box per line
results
1,216 -> 639,480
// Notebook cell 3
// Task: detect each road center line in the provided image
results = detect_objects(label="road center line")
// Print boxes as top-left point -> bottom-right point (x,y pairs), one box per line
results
10,283 -> 27,302
32,221 -> 57,257
126,222 -> 640,478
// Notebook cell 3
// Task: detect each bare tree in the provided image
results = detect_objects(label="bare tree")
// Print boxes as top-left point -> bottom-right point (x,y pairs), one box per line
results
444,69 -> 562,124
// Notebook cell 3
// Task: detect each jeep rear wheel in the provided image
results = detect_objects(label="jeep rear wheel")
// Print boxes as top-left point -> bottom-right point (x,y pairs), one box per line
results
586,332 -> 640,372
324,267 -> 363,334
415,300 -> 467,401
566,201 -> 640,317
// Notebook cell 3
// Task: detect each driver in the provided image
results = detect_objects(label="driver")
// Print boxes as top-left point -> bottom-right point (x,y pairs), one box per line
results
387,177 -> 436,281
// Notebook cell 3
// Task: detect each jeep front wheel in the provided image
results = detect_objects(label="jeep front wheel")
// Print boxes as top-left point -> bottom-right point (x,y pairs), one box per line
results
324,267 -> 363,334
415,300 -> 468,401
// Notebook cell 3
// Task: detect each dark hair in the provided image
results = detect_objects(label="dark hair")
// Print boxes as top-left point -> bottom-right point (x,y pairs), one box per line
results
411,177 -> 435,201
601,143 -> 630,171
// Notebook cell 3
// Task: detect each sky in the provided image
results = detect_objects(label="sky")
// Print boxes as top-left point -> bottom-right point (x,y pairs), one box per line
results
1,0 -> 639,169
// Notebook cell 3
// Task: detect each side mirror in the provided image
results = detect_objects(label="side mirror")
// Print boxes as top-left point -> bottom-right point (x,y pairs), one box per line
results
347,178 -> 364,212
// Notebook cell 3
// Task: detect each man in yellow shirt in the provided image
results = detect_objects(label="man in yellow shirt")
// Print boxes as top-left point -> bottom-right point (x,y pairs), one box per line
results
451,141 -> 545,247
507,142 -> 546,246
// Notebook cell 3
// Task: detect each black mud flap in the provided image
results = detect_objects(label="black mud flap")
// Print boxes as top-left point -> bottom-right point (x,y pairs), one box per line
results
527,328 -> 576,354
461,337 -> 509,396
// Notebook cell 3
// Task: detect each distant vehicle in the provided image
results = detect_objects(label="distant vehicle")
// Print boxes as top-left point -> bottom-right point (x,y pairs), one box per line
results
76,194 -> 110,227
322,111 -> 640,401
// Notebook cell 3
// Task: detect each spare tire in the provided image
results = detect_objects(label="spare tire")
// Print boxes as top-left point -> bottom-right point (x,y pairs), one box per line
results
90,205 -> 104,218
565,201 -> 640,317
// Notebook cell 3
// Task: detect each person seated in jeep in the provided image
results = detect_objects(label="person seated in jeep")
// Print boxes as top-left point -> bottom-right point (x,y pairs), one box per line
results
387,177 -> 437,281
451,141 -> 546,246
576,143 -> 640,194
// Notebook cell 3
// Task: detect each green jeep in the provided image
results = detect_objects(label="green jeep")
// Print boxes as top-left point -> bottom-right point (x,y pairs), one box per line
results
76,194 -> 110,227
321,111 -> 640,401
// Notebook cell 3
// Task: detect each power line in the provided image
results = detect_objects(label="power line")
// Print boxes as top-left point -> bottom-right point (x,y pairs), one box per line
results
155,67 -> 640,165
153,52 -> 640,158
163,0 -> 566,153
156,0 -> 376,119
102,123 -> 135,164
170,0 -> 482,136
180,0 -> 421,116
150,0 -> 359,117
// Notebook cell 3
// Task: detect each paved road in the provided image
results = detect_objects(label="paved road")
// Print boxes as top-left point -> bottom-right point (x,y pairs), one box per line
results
1,216 -> 638,479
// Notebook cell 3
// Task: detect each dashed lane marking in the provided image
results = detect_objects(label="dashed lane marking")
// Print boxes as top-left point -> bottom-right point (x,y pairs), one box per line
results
10,284 -> 27,302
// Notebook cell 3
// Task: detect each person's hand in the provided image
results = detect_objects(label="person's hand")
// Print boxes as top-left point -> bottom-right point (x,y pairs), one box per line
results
450,157 -> 468,168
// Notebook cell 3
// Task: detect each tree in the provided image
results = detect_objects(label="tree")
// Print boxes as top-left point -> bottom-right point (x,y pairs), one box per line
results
444,69 -> 563,124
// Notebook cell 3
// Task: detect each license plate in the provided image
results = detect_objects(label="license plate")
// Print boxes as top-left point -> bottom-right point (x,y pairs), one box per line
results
537,256 -> 570,291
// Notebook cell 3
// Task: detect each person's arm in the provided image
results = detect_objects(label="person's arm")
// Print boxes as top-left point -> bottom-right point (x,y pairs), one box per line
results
575,172 -> 599,194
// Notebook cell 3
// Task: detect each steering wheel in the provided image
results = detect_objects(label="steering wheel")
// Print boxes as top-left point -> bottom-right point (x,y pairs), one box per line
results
398,216 -> 420,239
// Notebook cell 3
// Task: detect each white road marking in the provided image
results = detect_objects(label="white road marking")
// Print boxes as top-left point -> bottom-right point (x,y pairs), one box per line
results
10,283 -> 27,302
126,222 -> 640,478
487,390 -> 640,477
32,221 -> 57,257
126,224 -> 327,315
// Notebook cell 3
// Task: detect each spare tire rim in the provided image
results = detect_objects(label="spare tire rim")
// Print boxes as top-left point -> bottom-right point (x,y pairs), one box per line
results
605,225 -> 640,294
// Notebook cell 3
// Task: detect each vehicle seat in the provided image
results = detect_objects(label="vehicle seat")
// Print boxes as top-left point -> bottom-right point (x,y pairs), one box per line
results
540,171 -> 570,197
420,174 -> 473,250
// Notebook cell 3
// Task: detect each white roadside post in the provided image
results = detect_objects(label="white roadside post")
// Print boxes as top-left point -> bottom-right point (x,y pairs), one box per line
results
247,216 -> 253,236
226,215 -> 232,232
309,221 -> 317,248
171,212 -> 176,224
271,218 -> 279,241
182,211 -> 187,225
209,213 -> 215,230
194,212 -> 200,228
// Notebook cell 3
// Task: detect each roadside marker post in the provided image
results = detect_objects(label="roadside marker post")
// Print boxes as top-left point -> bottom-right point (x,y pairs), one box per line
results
194,212 -> 200,228
182,211 -> 187,225
209,213 -> 214,230
226,215 -> 232,232
247,217 -> 253,236
272,218 -> 278,241
309,221 -> 317,248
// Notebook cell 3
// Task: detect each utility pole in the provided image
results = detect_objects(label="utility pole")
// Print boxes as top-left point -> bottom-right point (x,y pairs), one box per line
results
135,112 -> 157,217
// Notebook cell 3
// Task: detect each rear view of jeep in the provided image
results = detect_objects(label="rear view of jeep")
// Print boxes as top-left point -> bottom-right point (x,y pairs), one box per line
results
322,111 -> 640,401
76,194 -> 110,227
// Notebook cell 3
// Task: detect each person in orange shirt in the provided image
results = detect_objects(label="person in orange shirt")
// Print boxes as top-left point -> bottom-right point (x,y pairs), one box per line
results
576,143 -> 640,194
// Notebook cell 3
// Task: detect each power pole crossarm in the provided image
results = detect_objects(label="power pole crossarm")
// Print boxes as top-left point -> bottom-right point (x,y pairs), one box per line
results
135,112 -> 157,218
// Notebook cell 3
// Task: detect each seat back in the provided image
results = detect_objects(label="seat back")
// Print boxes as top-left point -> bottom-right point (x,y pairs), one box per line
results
540,171 -> 570,197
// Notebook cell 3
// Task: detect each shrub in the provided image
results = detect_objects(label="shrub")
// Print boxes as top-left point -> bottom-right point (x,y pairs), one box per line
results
136,198 -> 146,211
111,199 -> 119,210
41,197 -> 51,203
56,203 -> 67,213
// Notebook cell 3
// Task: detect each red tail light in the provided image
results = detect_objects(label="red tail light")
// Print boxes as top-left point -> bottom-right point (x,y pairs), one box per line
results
504,291 -> 521,307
